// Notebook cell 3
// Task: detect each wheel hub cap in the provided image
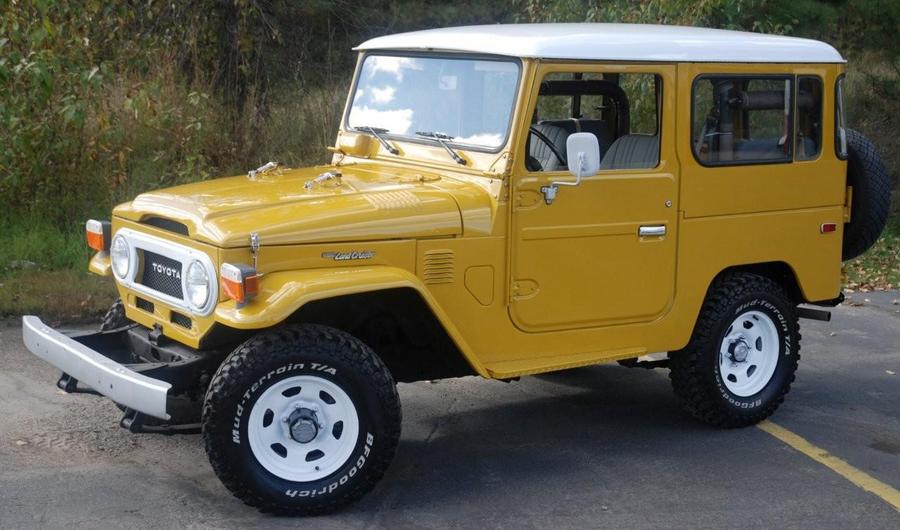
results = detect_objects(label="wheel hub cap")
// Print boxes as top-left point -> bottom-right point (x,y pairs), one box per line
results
288,408 -> 320,443
730,339 -> 751,363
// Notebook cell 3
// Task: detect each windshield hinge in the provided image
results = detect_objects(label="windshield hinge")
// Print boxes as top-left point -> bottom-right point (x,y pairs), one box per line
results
248,161 -> 279,180
483,151 -> 512,178
305,170 -> 343,190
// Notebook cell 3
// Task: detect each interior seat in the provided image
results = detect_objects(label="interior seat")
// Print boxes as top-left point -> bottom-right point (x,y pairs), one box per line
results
538,119 -> 613,159
733,138 -> 783,160
529,123 -> 569,171
599,134 -> 659,170
576,119 -> 613,156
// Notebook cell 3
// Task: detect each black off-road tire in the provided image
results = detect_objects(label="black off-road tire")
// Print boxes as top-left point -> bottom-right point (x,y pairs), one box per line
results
669,273 -> 800,428
202,324 -> 401,515
843,129 -> 892,261
99,298 -> 127,331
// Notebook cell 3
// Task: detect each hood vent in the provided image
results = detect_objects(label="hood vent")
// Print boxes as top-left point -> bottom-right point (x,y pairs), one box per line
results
423,249 -> 455,285
141,216 -> 189,236
365,190 -> 421,210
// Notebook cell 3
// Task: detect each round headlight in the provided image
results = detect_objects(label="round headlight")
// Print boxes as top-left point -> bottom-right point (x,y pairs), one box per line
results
186,260 -> 210,310
110,235 -> 130,278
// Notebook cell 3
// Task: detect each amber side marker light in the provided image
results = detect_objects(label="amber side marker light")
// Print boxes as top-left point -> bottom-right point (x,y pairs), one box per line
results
221,263 -> 259,306
86,219 -> 111,251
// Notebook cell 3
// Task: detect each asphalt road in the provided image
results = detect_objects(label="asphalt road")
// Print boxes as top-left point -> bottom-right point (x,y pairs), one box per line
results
1,292 -> 899,529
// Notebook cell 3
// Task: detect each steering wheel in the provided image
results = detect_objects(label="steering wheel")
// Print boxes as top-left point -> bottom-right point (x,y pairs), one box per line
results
528,126 -> 567,168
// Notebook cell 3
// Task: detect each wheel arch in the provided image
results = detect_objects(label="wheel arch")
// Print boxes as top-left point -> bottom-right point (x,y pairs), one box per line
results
214,266 -> 486,381
708,261 -> 804,304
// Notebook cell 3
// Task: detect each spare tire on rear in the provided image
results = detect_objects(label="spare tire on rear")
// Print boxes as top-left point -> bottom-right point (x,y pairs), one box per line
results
842,129 -> 892,261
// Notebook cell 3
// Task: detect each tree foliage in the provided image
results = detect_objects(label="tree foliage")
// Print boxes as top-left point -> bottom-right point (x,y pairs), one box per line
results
0,0 -> 897,229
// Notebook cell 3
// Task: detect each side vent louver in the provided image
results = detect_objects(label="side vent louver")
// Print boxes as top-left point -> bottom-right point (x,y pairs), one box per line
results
423,250 -> 455,285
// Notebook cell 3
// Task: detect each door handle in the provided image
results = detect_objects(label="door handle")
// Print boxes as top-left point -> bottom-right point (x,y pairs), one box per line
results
639,225 -> 666,237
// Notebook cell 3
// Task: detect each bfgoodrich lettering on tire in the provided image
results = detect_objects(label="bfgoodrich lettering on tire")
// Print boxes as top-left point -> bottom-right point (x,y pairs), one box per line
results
201,324 -> 401,515
669,273 -> 800,428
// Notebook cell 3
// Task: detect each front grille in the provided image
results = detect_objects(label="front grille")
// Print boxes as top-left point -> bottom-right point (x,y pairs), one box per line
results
135,297 -> 154,313
171,311 -> 192,329
139,250 -> 183,298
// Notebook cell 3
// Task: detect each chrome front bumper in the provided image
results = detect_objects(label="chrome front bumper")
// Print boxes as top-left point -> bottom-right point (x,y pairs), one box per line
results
22,316 -> 172,420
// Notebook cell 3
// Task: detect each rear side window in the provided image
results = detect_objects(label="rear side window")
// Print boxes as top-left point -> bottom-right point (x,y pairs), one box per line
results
835,75 -> 848,160
796,76 -> 823,160
692,76 -> 793,165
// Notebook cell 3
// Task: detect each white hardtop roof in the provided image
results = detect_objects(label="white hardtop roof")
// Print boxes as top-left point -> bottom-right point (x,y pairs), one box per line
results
356,23 -> 844,64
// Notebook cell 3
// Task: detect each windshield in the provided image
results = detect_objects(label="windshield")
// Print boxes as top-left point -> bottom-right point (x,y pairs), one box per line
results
347,54 -> 520,150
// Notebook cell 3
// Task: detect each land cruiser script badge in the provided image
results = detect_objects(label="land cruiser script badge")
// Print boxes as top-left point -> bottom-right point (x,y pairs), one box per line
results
151,262 -> 181,279
321,251 -> 376,261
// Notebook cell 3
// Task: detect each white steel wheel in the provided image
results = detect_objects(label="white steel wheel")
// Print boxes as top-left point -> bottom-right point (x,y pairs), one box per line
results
718,310 -> 780,397
247,375 -> 360,482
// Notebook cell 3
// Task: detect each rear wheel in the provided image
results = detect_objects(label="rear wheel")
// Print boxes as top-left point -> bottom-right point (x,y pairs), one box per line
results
669,273 -> 800,428
202,324 -> 401,515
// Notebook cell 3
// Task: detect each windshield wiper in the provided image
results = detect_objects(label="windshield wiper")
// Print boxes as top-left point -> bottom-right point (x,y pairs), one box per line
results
415,131 -> 466,165
354,126 -> 399,155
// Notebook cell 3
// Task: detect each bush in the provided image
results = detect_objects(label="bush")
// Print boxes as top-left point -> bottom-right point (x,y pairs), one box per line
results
0,0 -> 896,262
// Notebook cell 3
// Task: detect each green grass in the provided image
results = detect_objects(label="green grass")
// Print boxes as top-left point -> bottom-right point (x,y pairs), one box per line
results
0,219 -> 95,273
1,219 -> 117,323
845,214 -> 900,291
0,270 -> 117,324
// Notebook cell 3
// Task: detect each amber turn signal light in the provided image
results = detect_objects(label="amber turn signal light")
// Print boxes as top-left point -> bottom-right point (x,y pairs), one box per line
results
86,219 -> 111,251
221,263 -> 259,306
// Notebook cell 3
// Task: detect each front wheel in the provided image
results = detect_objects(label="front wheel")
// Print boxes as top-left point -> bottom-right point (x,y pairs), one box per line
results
202,324 -> 401,515
669,273 -> 800,428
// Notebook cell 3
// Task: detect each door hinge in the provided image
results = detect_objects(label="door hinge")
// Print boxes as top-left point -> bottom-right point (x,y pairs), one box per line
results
511,279 -> 539,300
514,190 -> 542,209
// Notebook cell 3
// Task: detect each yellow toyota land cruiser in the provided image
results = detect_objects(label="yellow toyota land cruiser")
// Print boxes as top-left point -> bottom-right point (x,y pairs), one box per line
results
22,24 -> 891,514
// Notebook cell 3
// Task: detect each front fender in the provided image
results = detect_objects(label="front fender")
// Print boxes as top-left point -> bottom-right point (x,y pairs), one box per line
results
214,266 -> 486,376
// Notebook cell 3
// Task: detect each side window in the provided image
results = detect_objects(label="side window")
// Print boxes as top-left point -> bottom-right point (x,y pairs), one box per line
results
527,72 -> 660,172
835,75 -> 848,160
796,76 -> 823,160
692,76 -> 793,165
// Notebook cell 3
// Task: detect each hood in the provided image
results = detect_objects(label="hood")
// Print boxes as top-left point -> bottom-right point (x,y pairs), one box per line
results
114,165 -> 472,248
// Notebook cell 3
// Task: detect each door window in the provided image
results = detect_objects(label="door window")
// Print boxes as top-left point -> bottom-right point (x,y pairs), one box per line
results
527,72 -> 660,172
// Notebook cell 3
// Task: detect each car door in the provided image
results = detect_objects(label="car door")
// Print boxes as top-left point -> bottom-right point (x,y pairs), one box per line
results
510,63 -> 678,333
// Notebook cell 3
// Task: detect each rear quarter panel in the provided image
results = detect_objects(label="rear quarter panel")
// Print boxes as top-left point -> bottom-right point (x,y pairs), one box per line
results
676,62 -> 846,304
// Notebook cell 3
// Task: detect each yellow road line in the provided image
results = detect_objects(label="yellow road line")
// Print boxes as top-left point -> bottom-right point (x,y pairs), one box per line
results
758,420 -> 900,512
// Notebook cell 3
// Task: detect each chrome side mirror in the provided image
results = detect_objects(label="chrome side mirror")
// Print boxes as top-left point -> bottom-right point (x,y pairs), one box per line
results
540,133 -> 600,205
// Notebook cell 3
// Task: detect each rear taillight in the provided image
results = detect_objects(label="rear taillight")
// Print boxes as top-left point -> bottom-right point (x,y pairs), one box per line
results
86,219 -> 111,251
220,263 -> 259,306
